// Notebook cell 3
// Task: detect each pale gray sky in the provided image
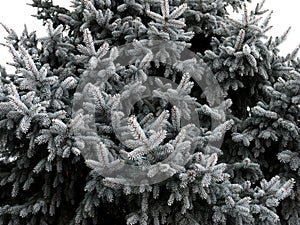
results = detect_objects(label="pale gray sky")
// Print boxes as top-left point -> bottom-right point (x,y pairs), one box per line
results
0,0 -> 299,71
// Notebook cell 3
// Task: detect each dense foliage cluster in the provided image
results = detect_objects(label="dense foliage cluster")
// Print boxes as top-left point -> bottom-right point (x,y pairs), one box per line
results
0,0 -> 300,224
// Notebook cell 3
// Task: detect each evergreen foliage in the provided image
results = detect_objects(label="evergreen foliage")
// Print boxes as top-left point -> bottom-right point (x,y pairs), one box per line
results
0,0 -> 299,224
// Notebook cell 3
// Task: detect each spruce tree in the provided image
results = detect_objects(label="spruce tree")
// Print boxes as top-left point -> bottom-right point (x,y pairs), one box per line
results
0,0 -> 299,224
